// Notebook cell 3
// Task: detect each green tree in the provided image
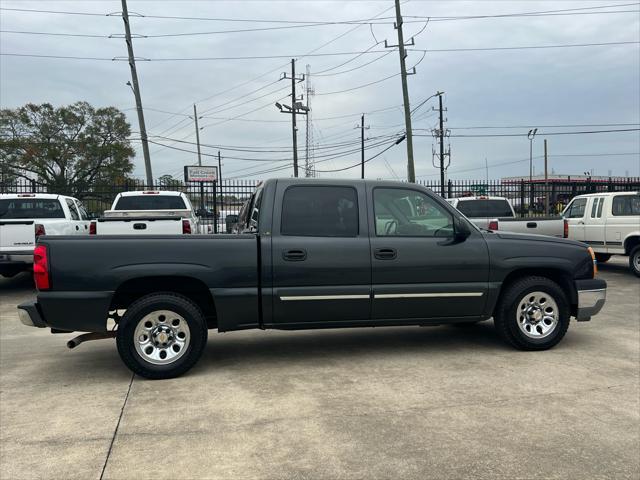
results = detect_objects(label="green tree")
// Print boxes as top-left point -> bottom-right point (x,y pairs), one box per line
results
158,174 -> 184,189
0,102 -> 135,197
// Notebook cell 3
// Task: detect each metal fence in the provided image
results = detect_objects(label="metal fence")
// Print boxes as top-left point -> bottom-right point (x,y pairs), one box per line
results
2,177 -> 639,226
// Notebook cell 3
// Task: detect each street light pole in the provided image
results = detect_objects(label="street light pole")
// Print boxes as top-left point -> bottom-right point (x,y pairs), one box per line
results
527,128 -> 538,214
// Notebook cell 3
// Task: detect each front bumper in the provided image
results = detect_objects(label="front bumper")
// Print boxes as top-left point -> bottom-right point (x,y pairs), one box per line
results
575,278 -> 607,321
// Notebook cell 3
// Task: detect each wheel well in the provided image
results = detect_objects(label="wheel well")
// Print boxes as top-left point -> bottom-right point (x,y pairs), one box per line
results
496,268 -> 577,315
624,236 -> 640,255
111,276 -> 217,328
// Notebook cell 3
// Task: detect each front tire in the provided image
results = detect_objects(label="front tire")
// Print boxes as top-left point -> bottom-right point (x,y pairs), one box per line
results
116,292 -> 208,379
494,276 -> 570,350
594,253 -> 611,263
630,246 -> 640,278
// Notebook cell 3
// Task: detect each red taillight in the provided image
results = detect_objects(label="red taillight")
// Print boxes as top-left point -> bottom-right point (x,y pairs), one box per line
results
488,220 -> 499,231
34,223 -> 46,237
182,219 -> 191,234
563,219 -> 568,238
33,245 -> 50,290
89,221 -> 97,235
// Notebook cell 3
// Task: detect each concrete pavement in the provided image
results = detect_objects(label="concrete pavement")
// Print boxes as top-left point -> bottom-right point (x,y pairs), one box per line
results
1,258 -> 638,479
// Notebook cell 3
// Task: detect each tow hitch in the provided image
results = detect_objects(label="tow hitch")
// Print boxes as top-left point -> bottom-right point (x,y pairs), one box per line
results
67,331 -> 116,349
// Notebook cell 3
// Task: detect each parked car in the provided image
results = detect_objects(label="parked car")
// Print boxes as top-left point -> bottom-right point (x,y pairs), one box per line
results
0,193 -> 90,278
563,191 -> 640,277
91,191 -> 199,235
447,196 -> 566,237
19,179 -> 606,379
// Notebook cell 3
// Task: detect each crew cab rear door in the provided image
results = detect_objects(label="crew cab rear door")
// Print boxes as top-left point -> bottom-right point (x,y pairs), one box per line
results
269,181 -> 371,326
368,185 -> 489,320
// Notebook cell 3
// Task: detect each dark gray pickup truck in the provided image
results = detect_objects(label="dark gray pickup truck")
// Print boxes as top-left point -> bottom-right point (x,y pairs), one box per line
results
19,179 -> 607,379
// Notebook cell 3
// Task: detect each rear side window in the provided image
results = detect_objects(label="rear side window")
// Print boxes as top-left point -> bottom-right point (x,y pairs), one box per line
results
565,198 -> 587,218
114,195 -> 187,210
612,195 -> 640,216
590,198 -> 601,218
249,188 -> 263,231
0,199 -> 65,219
281,186 -> 358,237
65,199 -> 80,220
455,199 -> 513,218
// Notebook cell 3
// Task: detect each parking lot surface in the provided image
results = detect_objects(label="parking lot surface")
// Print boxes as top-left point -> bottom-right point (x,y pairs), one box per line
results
1,258 -> 638,480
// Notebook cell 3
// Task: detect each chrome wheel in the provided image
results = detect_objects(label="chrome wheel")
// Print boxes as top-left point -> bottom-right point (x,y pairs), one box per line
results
516,291 -> 558,339
134,310 -> 191,365
633,251 -> 640,271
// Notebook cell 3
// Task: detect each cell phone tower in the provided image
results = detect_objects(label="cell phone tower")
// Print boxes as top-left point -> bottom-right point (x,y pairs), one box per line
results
304,64 -> 316,178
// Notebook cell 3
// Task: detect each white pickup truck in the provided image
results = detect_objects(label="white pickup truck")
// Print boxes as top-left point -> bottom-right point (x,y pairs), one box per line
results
563,191 -> 640,277
447,196 -> 567,238
0,193 -> 90,277
91,191 -> 199,235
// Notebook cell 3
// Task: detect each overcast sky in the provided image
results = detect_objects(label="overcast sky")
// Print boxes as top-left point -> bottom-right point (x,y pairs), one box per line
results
1,0 -> 639,182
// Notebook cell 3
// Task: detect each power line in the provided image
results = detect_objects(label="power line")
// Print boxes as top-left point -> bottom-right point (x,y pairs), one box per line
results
407,41 -> 639,54
315,50 -> 426,96
414,128 -> 640,138
2,2 -> 636,22
444,123 -> 640,130
312,51 -> 393,77
5,41 -> 636,63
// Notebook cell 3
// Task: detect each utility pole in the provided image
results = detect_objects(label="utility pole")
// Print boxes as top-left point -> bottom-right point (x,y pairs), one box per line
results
290,59 -> 298,178
121,0 -> 153,185
218,150 -> 223,218
276,59 -> 307,178
193,104 -> 202,167
304,64 -> 316,178
527,128 -> 538,215
361,114 -> 365,179
438,94 -> 446,197
431,92 -> 450,197
193,104 -> 204,212
544,139 -> 549,215
387,0 -> 416,182
357,114 -> 370,179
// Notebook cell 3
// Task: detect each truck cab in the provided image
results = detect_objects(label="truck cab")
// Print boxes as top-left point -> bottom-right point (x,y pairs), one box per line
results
563,192 -> 640,276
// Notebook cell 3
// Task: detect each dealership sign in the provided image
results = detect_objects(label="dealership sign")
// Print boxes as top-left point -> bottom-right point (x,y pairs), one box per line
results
184,166 -> 218,182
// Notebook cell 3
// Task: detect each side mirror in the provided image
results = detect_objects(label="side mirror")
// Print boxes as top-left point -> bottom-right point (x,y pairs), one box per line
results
454,217 -> 471,240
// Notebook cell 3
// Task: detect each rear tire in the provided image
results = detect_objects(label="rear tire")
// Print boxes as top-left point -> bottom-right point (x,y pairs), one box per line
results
629,246 -> 640,278
494,276 -> 570,350
594,253 -> 611,263
116,292 -> 208,379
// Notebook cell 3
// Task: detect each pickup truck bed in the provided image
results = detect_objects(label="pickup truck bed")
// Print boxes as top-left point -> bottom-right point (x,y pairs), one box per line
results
19,179 -> 607,379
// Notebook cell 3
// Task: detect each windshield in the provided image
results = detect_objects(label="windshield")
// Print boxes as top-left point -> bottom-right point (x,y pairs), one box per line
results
455,199 -> 513,218
114,195 -> 187,210
0,198 -> 65,219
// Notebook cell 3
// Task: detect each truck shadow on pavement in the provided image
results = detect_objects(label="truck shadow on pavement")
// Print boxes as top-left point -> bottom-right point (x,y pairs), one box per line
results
597,261 -> 636,278
0,271 -> 34,291
199,322 -> 511,369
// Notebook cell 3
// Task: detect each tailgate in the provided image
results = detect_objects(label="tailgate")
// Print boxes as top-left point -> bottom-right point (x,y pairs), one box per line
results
96,217 -> 183,235
0,221 -> 35,252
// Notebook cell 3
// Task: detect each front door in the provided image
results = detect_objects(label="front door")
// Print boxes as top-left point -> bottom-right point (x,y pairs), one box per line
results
563,197 -> 587,241
271,183 -> 371,326
368,185 -> 489,321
